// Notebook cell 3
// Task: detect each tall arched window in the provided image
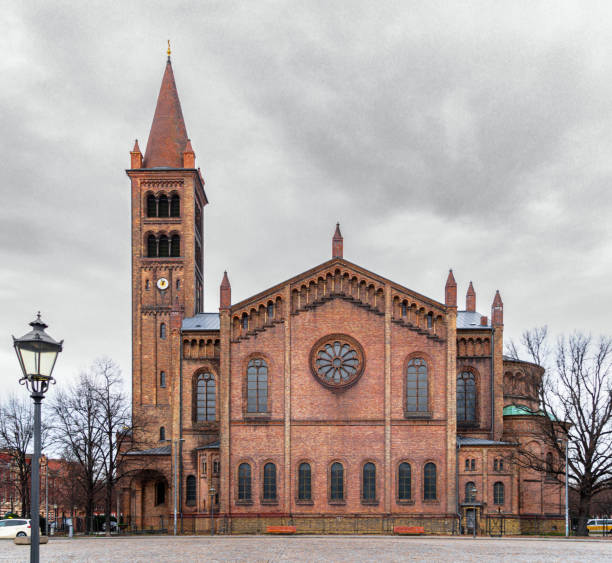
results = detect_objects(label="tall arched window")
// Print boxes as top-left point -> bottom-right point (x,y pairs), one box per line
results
330,462 -> 344,501
147,235 -> 157,257
155,481 -> 165,505
170,194 -> 180,217
398,462 -> 411,501
185,475 -> 196,506
457,371 -> 476,423
246,358 -> 268,413
546,452 -> 553,479
263,463 -> 277,501
493,481 -> 505,505
158,195 -> 169,217
160,371 -> 166,388
196,373 -> 216,422
159,323 -> 166,340
238,463 -> 251,501
465,481 -> 476,502
159,426 -> 165,441
242,314 -> 248,332
406,358 -> 428,413
298,462 -> 311,501
267,302 -> 274,321
424,462 -> 437,500
362,462 -> 376,501
158,235 -> 169,257
401,302 -> 407,317
146,194 -> 157,217
170,235 -> 180,257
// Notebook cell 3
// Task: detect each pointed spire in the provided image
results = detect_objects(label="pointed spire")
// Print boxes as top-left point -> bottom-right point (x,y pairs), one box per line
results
220,271 -> 231,309
143,58 -> 189,168
130,139 -> 143,169
445,269 -> 457,307
183,138 -> 195,168
466,281 -> 476,312
332,222 -> 343,259
491,290 -> 504,326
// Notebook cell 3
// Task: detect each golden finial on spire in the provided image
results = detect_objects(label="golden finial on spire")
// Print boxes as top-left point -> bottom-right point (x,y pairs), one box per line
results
167,40 -> 171,58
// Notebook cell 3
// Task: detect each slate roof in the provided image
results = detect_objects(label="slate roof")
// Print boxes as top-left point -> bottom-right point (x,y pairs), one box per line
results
195,441 -> 220,450
182,313 -> 220,331
126,445 -> 172,456
456,310 -> 491,329
457,436 -> 515,446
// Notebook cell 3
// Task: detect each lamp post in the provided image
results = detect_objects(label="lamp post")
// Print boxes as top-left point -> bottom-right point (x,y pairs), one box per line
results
53,504 -> 57,535
13,313 -> 63,563
472,487 -> 478,539
565,438 -> 570,537
209,486 -> 216,536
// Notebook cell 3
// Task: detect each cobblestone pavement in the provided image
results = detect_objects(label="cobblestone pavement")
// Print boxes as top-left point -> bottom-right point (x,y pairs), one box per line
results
1,535 -> 611,562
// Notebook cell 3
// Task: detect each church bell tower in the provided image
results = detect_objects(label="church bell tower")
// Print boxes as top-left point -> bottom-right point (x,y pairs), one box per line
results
127,50 -> 208,431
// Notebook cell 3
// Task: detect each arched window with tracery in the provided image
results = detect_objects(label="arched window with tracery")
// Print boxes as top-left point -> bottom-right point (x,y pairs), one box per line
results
246,358 -> 268,413
158,194 -> 169,217
330,462 -> 344,501
147,235 -> 157,257
158,235 -> 169,257
457,371 -> 476,423
170,194 -> 180,217
424,462 -> 437,500
465,481 -> 476,502
146,194 -> 157,217
298,462 -> 311,501
494,481 -> 505,505
362,462 -> 376,501
398,462 -> 411,501
185,475 -> 196,506
263,462 -> 277,501
170,234 -> 180,257
196,373 -> 216,422
238,463 -> 251,501
406,358 -> 428,413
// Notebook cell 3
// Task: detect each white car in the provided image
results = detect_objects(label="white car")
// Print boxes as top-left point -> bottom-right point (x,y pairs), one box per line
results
0,519 -> 31,538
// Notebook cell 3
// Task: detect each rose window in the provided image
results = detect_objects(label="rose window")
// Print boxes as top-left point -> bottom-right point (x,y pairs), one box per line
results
310,335 -> 365,389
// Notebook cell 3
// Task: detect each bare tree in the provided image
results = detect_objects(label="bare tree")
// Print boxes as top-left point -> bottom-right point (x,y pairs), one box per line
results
509,328 -> 612,535
50,371 -> 105,533
0,396 -> 51,517
92,358 -> 132,536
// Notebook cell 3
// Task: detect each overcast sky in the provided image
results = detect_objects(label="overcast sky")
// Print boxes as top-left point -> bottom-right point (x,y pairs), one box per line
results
2,1 -> 612,397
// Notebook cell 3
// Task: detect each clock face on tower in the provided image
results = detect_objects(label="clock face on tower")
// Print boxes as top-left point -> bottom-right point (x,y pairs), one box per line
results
157,278 -> 169,291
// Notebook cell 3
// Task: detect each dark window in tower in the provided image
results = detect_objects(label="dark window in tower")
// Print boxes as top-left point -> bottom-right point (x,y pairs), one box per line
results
238,463 -> 251,501
471,458 -> 476,471
160,371 -> 166,388
398,462 -> 411,500
158,195 -> 169,217
147,235 -> 157,257
146,194 -> 157,217
263,462 -> 277,501
171,235 -> 180,257
170,194 -> 180,217
330,462 -> 344,501
457,371 -> 477,423
298,462 -> 311,501
159,426 -> 165,441
424,462 -> 437,500
160,323 -> 166,340
158,235 -> 169,257
145,279 -> 150,290
362,462 -> 376,501
427,312 -> 433,329
176,279 -> 181,290
185,475 -> 196,506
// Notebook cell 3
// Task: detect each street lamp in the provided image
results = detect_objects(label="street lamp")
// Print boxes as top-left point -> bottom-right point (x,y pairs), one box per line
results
13,313 -> 62,563
209,486 -> 216,536
472,487 -> 478,539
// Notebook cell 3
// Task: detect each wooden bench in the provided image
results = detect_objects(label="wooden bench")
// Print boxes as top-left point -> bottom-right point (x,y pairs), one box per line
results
266,525 -> 297,534
393,526 -> 425,535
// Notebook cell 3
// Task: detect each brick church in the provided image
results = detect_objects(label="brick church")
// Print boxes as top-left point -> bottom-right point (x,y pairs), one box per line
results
122,53 -> 564,535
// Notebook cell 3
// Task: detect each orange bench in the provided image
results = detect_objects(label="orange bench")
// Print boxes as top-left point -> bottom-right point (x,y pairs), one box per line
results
394,526 -> 425,535
267,526 -> 297,534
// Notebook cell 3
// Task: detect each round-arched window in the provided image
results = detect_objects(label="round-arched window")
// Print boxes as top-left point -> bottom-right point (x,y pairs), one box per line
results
310,334 -> 364,389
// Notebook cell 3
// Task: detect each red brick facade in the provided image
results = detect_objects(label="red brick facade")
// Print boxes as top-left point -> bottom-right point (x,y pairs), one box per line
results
122,57 -> 563,534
